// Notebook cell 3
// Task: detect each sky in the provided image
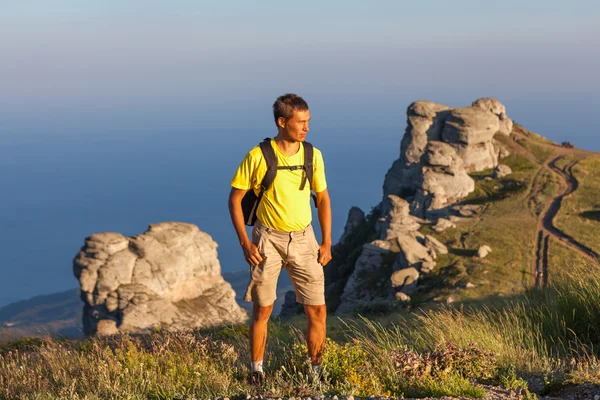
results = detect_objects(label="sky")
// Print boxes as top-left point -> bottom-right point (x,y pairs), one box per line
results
1,1 -> 599,136
1,1 -> 599,306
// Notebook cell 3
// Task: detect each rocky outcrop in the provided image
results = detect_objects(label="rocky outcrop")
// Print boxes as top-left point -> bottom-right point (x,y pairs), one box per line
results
336,241 -> 392,314
334,97 -> 512,314
376,195 -> 421,239
383,98 -> 512,218
442,107 -> 500,145
433,218 -> 456,232
279,290 -> 303,318
73,222 -> 247,336
339,207 -> 366,243
472,97 -> 513,136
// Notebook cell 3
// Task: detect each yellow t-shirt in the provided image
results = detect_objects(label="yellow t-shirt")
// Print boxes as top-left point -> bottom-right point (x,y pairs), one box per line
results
231,139 -> 327,232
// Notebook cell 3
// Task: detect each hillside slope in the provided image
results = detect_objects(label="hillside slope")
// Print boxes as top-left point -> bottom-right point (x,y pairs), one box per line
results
325,122 -> 600,312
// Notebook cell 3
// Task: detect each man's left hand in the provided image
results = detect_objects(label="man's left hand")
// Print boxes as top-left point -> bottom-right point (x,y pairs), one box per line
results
318,243 -> 332,266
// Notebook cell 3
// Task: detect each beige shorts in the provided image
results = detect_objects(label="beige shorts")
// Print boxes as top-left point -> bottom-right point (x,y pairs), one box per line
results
244,220 -> 325,307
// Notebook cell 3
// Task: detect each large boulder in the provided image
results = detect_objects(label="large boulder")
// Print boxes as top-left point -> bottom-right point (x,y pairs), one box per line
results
442,107 -> 500,145
390,267 -> 419,295
383,101 -> 452,197
336,241 -> 392,314
376,195 -> 421,239
451,141 -> 498,173
401,101 -> 453,164
393,234 -> 433,271
73,222 -> 247,336
472,97 -> 513,136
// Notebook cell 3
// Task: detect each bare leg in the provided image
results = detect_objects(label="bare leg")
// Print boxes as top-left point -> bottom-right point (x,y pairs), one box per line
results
250,303 -> 274,362
304,304 -> 327,365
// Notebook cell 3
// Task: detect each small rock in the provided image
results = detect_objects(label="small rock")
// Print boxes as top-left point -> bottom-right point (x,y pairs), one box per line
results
332,396 -> 339,400
466,282 -> 476,288
484,176 -> 492,181
446,296 -> 456,304
433,218 -> 456,233
594,395 -> 599,400
347,396 -> 355,400
395,292 -> 411,302
477,244 -> 492,258
420,261 -> 436,274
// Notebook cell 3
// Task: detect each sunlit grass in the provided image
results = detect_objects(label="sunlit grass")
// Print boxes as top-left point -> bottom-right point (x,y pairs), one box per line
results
3,260 -> 600,399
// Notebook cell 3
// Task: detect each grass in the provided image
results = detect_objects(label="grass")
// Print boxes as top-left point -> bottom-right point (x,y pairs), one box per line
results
547,236 -> 592,283
4,258 -> 600,399
555,156 -> 600,255
511,124 -> 558,163
424,151 -> 540,303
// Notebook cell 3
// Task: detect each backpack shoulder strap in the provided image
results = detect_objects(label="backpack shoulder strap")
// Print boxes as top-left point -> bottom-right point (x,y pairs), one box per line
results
258,138 -> 277,191
300,141 -> 314,191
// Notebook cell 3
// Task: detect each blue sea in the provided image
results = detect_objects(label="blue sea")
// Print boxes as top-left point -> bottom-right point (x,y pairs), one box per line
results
1,99 -> 598,307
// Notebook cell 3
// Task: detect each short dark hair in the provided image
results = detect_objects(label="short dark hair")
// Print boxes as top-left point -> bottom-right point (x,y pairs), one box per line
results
273,94 -> 309,126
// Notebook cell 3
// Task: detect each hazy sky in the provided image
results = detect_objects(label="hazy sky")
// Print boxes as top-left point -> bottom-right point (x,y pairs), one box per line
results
2,1 -> 599,135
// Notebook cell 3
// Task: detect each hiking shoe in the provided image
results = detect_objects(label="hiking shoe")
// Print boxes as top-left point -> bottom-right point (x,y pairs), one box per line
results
308,365 -> 326,384
248,371 -> 264,388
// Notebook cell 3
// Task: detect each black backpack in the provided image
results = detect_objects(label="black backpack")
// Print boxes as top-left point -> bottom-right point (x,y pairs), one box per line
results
241,138 -> 316,226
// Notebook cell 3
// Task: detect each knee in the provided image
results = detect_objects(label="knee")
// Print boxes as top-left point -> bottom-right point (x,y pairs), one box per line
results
252,303 -> 274,324
304,304 -> 327,323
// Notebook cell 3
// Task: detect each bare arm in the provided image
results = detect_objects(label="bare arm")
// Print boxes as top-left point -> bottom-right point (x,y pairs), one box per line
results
228,187 -> 263,267
315,188 -> 332,266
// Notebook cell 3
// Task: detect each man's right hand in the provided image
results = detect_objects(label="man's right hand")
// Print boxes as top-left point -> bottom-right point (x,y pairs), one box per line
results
241,241 -> 263,267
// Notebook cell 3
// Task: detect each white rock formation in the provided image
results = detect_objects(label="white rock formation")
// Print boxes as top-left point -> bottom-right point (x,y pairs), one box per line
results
472,97 -> 514,136
73,222 -> 247,336
334,97 -> 512,313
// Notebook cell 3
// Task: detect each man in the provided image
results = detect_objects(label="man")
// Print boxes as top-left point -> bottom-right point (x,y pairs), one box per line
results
228,93 -> 332,387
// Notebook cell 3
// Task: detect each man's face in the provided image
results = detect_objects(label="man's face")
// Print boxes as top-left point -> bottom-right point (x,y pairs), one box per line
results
280,109 -> 310,142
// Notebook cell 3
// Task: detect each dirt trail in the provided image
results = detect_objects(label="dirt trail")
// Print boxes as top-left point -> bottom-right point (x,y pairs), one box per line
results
507,130 -> 599,287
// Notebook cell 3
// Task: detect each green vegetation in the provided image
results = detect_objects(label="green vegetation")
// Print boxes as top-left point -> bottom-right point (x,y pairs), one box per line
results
547,236 -> 594,282
511,124 -> 558,163
555,157 -> 600,255
4,259 -> 600,399
426,152 -> 540,303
